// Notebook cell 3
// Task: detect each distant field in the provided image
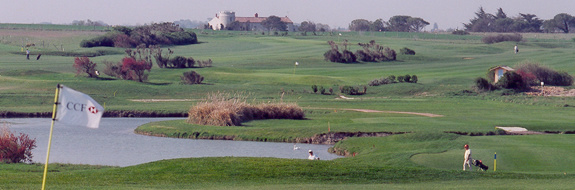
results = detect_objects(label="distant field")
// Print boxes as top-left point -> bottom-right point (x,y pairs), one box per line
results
1,25 -> 575,189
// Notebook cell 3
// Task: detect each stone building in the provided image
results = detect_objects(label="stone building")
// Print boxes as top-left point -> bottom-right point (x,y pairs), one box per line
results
208,11 -> 295,31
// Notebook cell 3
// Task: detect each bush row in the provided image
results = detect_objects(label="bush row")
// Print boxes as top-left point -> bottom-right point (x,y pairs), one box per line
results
481,33 -> 522,44
311,85 -> 334,95
324,40 -> 396,63
369,74 -> 418,86
80,22 -> 198,48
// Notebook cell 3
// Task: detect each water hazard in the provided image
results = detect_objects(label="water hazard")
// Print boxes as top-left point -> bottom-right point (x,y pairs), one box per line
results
4,118 -> 341,167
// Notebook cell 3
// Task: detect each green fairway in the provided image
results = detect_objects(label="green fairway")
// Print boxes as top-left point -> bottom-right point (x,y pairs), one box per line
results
1,26 -> 575,189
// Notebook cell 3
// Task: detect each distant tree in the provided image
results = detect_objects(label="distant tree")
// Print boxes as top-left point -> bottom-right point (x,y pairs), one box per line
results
464,7 -> 495,32
299,21 -> 317,35
371,19 -> 386,31
261,15 -> 287,32
407,17 -> 430,32
544,13 -> 575,33
512,13 -> 543,32
349,19 -> 371,31
388,16 -> 411,32
495,8 -> 507,19
316,23 -> 330,32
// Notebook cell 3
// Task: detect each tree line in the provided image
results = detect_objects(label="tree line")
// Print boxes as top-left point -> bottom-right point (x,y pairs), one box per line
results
348,15 -> 430,32
465,7 -> 575,33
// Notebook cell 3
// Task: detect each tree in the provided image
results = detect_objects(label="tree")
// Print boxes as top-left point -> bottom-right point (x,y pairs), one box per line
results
299,21 -> 317,35
545,13 -> 575,33
407,17 -> 430,32
261,15 -> 287,32
512,13 -> 543,32
495,8 -> 507,19
388,16 -> 411,32
349,19 -> 371,31
371,19 -> 386,31
73,57 -> 98,78
464,7 -> 495,32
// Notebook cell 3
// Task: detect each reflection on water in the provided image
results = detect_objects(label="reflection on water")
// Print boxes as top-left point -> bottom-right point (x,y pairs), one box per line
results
4,118 -> 341,166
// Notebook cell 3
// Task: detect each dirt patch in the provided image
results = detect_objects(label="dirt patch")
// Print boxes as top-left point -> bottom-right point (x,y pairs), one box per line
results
345,108 -> 444,117
525,86 -> 575,97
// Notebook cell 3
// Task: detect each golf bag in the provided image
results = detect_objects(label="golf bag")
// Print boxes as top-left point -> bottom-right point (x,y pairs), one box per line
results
473,159 -> 489,171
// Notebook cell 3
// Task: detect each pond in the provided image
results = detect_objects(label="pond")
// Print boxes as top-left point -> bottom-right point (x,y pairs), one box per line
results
4,118 -> 341,167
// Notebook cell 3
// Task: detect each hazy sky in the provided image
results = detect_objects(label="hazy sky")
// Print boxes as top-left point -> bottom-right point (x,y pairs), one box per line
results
2,0 -> 574,30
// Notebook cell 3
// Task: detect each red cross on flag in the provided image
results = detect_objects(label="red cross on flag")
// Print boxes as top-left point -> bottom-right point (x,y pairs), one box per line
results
55,85 -> 104,128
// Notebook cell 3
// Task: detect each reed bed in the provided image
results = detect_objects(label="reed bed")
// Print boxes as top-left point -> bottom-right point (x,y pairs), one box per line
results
187,92 -> 304,126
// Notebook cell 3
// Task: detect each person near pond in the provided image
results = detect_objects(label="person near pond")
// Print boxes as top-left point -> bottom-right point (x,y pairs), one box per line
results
463,144 -> 473,171
308,150 -> 320,160
26,49 -> 30,60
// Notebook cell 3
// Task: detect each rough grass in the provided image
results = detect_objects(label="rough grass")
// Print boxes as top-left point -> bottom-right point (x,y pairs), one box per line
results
187,92 -> 304,126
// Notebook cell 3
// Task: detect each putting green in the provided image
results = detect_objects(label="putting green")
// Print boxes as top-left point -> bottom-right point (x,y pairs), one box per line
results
411,134 -> 575,174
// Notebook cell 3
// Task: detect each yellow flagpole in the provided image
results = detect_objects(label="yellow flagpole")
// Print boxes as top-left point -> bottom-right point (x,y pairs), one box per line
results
42,84 -> 61,190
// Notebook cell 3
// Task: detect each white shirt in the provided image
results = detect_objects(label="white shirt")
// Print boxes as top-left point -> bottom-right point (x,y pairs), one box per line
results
308,154 -> 319,160
464,149 -> 472,161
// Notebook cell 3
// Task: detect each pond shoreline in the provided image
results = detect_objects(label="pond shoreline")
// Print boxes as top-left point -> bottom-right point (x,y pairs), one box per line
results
0,111 -> 188,118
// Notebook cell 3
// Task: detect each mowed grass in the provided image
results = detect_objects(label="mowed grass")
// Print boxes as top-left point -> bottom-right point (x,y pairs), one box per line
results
2,26 -> 575,189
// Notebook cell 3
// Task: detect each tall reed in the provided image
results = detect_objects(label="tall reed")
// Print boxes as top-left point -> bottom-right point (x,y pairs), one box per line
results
187,92 -> 304,126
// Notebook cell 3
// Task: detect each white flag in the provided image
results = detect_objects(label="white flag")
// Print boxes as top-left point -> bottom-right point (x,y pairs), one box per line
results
55,85 -> 104,128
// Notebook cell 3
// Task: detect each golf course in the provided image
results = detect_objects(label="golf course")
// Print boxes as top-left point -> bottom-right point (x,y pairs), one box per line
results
1,24 -> 575,189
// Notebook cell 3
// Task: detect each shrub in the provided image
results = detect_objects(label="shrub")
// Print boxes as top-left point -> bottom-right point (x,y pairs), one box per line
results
397,75 -> 405,83
169,56 -> 188,68
496,71 -> 528,91
103,60 -> 124,79
340,85 -> 366,95
186,57 -> 196,68
319,86 -> 326,94
187,92 -> 304,126
324,41 -> 356,63
482,33 -> 523,44
400,47 -> 416,55
73,57 -> 98,78
411,75 -> 418,83
514,63 -> 574,86
324,49 -> 343,62
0,125 -> 36,163
181,71 -> 204,85
121,57 -> 152,82
311,85 -> 318,93
163,31 -> 198,45
80,34 -> 115,48
452,30 -> 470,35
387,75 -> 396,83
403,74 -> 411,83
383,47 -> 397,61
196,59 -> 213,67
474,77 -> 496,92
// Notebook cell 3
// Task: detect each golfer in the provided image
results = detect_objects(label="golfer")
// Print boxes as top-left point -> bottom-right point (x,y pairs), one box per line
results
463,144 -> 472,171
308,150 -> 320,160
